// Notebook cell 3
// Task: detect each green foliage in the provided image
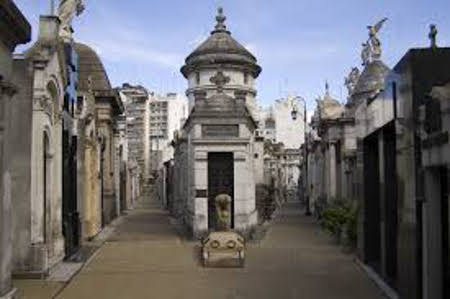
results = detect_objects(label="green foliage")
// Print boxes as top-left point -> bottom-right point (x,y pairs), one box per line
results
320,198 -> 357,247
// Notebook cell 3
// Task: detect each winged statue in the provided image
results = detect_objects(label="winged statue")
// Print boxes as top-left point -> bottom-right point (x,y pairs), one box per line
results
367,18 -> 388,59
58,0 -> 85,39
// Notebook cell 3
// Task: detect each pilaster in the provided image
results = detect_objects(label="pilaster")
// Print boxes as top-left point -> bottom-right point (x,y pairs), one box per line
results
329,141 -> 337,198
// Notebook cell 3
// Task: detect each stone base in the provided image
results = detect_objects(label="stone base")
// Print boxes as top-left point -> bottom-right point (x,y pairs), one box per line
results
12,240 -> 64,279
187,209 -> 259,240
27,244 -> 48,274
0,288 -> 18,299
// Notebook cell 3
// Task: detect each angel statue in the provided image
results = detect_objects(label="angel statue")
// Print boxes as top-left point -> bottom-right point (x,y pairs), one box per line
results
367,18 -> 388,60
58,0 -> 85,40
344,67 -> 360,96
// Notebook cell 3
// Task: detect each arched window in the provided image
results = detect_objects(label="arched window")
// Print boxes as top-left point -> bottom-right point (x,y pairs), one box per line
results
47,81 -> 59,122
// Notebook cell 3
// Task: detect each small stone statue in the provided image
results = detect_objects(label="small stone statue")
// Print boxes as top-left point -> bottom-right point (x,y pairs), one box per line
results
344,67 -> 360,96
58,0 -> 85,40
215,193 -> 232,231
429,24 -> 438,49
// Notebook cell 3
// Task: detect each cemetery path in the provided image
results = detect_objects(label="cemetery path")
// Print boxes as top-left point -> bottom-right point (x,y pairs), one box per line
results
55,199 -> 385,299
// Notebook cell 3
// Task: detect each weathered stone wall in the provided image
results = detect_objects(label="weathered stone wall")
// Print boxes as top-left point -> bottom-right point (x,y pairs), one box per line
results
0,6 -> 31,292
9,31 -> 66,274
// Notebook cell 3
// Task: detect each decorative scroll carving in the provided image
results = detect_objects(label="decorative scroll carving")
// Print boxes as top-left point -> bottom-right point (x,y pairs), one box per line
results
35,95 -> 54,119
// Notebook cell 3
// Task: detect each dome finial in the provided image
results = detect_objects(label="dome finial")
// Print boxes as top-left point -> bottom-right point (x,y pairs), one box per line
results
215,7 -> 227,32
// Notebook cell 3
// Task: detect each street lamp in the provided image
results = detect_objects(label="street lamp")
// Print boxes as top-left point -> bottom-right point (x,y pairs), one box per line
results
291,96 -> 311,216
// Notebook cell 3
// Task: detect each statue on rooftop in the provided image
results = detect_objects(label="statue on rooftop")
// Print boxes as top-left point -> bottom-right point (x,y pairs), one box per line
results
367,18 -> 388,60
344,67 -> 360,96
429,24 -> 438,49
58,0 -> 85,40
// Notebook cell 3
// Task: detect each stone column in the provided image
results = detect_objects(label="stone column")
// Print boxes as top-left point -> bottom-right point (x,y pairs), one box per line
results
0,81 -> 17,298
193,151 -> 208,238
113,129 -> 121,217
329,141 -> 337,198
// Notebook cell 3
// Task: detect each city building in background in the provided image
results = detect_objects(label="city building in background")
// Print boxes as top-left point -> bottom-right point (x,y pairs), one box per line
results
119,84 -> 151,195
149,93 -> 187,172
256,97 -> 306,193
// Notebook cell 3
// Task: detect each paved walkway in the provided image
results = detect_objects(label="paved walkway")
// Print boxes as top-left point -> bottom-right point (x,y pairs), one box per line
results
54,200 -> 385,299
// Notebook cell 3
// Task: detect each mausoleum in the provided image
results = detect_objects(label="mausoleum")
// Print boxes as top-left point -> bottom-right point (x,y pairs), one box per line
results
172,8 -> 263,238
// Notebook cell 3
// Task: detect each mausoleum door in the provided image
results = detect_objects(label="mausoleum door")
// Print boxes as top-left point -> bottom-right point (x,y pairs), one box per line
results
441,167 -> 449,299
207,152 -> 234,230
62,129 -> 80,259
43,133 -> 50,243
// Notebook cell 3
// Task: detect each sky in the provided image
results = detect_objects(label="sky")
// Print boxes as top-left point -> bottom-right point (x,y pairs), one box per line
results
14,0 -> 450,111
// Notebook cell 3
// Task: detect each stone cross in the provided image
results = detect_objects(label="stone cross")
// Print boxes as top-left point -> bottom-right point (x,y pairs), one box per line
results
210,71 -> 230,93
429,24 -> 438,49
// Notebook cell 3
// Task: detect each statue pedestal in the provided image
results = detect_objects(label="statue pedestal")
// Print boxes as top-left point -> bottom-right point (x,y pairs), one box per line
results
0,288 -> 18,299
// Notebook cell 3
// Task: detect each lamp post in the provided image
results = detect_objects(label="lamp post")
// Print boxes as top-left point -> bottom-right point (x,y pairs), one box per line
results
291,96 -> 312,216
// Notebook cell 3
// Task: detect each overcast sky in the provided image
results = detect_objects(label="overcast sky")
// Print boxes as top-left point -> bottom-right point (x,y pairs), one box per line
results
14,0 -> 450,110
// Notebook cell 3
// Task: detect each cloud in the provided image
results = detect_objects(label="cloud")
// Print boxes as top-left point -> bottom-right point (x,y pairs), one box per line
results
82,39 -> 184,70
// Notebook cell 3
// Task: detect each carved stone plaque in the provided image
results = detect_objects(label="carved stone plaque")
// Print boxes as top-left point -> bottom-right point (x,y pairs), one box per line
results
202,125 -> 239,138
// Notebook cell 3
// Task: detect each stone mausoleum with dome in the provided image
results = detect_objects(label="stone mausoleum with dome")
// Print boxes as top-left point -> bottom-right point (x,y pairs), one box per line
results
171,8 -> 264,238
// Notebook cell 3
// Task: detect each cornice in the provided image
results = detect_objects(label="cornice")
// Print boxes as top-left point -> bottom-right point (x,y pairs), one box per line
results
0,0 -> 31,50
186,85 -> 257,97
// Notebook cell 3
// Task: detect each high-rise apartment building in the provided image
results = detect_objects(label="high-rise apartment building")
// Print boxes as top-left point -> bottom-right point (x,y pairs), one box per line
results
149,93 -> 187,171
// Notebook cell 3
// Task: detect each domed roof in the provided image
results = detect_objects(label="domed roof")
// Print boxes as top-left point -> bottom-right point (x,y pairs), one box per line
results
75,43 -> 111,91
353,60 -> 390,96
181,8 -> 261,78
316,83 -> 344,120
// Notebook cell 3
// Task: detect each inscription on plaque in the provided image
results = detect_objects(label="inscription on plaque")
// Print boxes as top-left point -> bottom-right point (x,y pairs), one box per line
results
202,125 -> 239,138
196,189 -> 208,198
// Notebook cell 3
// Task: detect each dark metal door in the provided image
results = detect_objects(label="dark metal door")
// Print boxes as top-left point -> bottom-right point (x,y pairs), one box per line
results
363,133 -> 381,272
62,130 -> 79,259
207,152 -> 234,230
441,167 -> 449,299
384,123 -> 398,290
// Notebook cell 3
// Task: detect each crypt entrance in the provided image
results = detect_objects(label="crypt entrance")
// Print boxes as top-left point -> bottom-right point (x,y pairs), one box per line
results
207,152 -> 234,230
